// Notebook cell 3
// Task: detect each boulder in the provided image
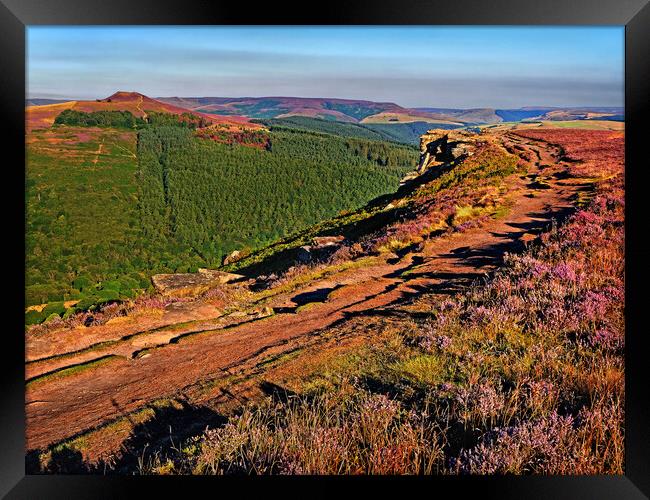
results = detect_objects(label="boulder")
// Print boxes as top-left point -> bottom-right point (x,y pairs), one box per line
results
312,235 -> 345,248
399,172 -> 420,186
417,129 -> 483,174
519,233 -> 538,246
223,250 -> 242,266
297,245 -> 313,264
253,306 -> 274,318
296,236 -> 345,265
151,269 -> 244,298
250,273 -> 278,291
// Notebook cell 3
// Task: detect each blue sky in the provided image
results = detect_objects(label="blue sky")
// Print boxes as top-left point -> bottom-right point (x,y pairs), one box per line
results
27,26 -> 624,108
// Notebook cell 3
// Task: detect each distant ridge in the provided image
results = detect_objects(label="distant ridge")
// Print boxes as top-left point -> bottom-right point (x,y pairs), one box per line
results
26,98 -> 72,106
157,96 -> 624,125
155,96 -> 463,126
26,92 -> 625,130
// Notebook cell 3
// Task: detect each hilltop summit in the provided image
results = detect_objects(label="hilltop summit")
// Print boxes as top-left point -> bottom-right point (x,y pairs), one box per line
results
104,91 -> 149,101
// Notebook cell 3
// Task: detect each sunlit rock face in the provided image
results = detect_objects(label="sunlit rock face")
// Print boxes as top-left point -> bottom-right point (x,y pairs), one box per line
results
151,268 -> 243,298
417,129 -> 483,174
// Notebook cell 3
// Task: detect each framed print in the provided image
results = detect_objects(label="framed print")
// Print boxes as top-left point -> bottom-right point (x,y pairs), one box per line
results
1,0 -> 648,497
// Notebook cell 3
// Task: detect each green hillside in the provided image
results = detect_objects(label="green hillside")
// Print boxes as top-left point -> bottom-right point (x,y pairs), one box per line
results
366,121 -> 461,144
25,119 -> 417,318
26,127 -> 143,309
137,127 -> 415,266
257,116 -> 391,141
257,116 -> 462,145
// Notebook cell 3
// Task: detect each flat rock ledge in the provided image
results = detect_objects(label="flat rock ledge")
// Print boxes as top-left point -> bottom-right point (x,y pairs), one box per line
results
151,268 -> 244,298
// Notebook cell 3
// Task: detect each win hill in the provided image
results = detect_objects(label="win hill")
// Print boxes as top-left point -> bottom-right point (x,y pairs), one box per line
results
26,91 -> 258,131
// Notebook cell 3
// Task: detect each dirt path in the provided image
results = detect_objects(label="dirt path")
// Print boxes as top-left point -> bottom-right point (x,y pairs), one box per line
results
136,95 -> 147,120
91,139 -> 104,166
25,132 -> 586,453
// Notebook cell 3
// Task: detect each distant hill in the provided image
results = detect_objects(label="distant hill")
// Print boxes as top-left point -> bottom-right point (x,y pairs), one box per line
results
27,93 -> 624,133
414,107 -> 502,124
26,98 -> 71,106
535,108 -> 624,122
26,91 -> 260,131
157,96 -> 465,126
163,97 -> 624,126
156,96 -> 399,122
415,106 -> 624,124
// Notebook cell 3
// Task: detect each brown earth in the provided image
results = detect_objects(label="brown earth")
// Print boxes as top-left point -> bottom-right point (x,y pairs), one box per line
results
24,131 -> 597,460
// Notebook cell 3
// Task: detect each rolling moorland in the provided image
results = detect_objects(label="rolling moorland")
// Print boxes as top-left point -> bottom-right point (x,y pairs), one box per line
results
24,93 -> 624,474
155,95 -> 623,126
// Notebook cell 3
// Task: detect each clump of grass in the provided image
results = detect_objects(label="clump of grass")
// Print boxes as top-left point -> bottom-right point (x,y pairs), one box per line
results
187,389 -> 444,475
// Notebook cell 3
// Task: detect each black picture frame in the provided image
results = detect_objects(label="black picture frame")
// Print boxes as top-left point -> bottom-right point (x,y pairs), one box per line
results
1,0 -> 648,497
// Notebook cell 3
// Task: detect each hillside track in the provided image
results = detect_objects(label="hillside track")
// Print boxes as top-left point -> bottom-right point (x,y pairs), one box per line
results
25,132 -> 586,456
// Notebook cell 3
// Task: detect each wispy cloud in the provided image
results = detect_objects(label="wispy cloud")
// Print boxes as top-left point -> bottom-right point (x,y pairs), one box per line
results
27,26 -> 624,108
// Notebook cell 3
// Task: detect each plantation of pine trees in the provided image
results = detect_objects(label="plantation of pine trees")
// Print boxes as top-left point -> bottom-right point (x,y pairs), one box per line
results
137,126 -> 416,267
258,116 -> 462,146
53,109 -> 210,129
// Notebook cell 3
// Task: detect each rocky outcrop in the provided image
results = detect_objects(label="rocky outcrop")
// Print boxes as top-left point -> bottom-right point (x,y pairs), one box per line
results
223,250 -> 242,266
151,268 -> 243,298
297,235 -> 345,264
417,129 -> 484,174
312,236 -> 345,247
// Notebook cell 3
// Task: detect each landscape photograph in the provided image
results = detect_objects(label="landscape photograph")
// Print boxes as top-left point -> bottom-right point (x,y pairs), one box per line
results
25,26 -> 625,475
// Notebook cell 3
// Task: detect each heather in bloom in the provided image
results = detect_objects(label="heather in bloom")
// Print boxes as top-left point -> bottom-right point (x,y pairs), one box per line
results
189,391 -> 442,475
452,411 -> 576,474
134,129 -> 623,477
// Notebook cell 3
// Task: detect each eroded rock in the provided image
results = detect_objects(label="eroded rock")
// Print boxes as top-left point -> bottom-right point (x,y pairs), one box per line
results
151,269 -> 243,298
223,250 -> 242,266
312,235 -> 345,248
297,235 -> 345,264
417,129 -> 484,174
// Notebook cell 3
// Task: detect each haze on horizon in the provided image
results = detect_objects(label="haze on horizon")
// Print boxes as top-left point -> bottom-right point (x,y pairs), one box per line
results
27,26 -> 624,109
